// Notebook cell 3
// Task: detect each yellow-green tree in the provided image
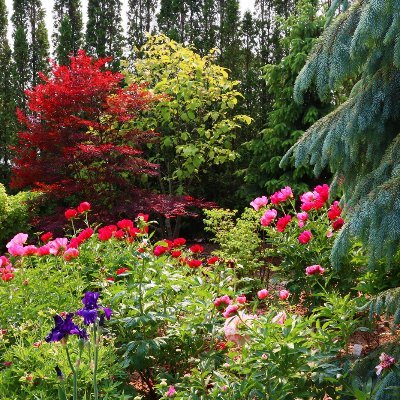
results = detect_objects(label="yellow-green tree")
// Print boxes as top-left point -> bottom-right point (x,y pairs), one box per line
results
127,34 -> 251,197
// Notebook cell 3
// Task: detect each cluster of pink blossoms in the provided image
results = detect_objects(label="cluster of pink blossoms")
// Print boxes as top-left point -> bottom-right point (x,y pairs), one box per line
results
251,184 -> 345,245
375,353 -> 396,376
305,265 -> 325,276
257,288 -> 290,301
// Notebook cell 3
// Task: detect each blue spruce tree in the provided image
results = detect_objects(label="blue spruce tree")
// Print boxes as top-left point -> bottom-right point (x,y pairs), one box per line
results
281,0 -> 400,267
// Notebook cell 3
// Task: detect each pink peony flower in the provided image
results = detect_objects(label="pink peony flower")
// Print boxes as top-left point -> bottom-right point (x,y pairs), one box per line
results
224,311 -> 257,345
223,304 -> 239,318
298,230 -> 312,244
279,290 -> 290,300
63,248 -> 79,261
250,196 -> 269,211
305,264 -> 325,276
22,245 -> 38,256
7,244 -> 25,257
296,212 -> 308,228
375,353 -> 396,376
47,238 -> 69,255
214,295 -> 232,308
270,186 -> 293,204
257,289 -> 269,300
166,385 -> 176,397
260,209 -> 277,226
236,295 -> 247,304
6,233 -> 28,248
37,245 -> 51,256
272,311 -> 287,325
276,215 -> 292,232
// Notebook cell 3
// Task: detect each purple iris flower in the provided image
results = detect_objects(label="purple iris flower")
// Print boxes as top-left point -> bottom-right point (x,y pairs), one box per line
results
76,292 -> 112,325
45,313 -> 88,342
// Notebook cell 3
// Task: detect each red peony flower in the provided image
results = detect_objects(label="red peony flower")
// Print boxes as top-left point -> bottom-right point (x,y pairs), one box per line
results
153,245 -> 168,256
171,250 -> 182,258
327,201 -> 342,220
189,244 -> 204,253
207,256 -> 219,265
117,219 -> 134,230
173,237 -> 186,247
332,217 -> 344,231
116,267 -> 129,275
77,201 -> 91,213
137,213 -> 149,222
186,258 -> 202,268
276,215 -> 292,232
40,232 -> 53,243
64,208 -> 78,219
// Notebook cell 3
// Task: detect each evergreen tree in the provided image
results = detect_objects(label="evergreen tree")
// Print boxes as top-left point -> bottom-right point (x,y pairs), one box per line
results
157,0 -> 186,43
28,1 -> 49,86
12,0 -> 29,108
218,0 -> 241,77
0,0 -> 17,184
198,0 -> 218,54
282,0 -> 400,266
11,0 -> 49,104
53,0 -> 83,64
127,0 -> 157,55
85,0 -> 125,70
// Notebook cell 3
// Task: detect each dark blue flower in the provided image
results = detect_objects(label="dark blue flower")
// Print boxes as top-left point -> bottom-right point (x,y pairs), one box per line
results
81,292 -> 100,309
45,313 -> 88,343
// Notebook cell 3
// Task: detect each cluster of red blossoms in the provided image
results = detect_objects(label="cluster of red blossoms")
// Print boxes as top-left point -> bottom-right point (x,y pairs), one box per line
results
0,256 -> 14,281
152,241 -> 219,269
98,214 -> 149,242
64,201 -> 91,219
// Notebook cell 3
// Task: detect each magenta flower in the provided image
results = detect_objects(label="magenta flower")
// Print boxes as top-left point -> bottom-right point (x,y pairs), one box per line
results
305,265 -> 325,276
250,196 -> 269,211
63,248 -> 79,261
276,215 -> 292,232
298,230 -> 312,244
236,295 -> 247,304
166,385 -> 176,397
296,212 -> 308,228
214,295 -> 232,308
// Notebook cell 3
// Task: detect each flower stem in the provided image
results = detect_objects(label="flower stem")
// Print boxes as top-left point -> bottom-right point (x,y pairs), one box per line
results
93,324 -> 99,400
65,346 -> 77,400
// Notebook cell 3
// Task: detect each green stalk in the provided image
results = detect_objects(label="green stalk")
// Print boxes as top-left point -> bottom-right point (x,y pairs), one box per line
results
65,345 -> 77,400
93,324 -> 99,400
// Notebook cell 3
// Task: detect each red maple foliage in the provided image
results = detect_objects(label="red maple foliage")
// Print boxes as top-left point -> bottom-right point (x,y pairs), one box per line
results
11,51 -> 216,230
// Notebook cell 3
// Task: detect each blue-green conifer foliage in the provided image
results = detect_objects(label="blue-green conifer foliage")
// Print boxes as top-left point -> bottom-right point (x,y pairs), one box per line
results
282,0 -> 400,266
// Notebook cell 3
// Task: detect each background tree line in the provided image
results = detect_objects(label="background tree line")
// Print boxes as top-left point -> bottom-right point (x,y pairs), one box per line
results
0,0 -> 331,207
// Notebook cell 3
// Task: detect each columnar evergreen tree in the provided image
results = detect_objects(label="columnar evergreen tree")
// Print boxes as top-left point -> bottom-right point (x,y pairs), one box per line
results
85,0 -> 125,70
12,0 -> 29,108
198,0 -> 218,54
282,0 -> 400,266
0,0 -> 17,184
28,1 -> 49,86
127,0 -> 157,55
246,0 -> 328,195
53,0 -> 83,64
11,0 -> 49,104
218,0 -> 241,77
157,0 -> 186,43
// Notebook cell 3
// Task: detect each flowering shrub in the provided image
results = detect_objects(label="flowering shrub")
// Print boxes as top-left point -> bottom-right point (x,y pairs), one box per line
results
0,199 -> 391,399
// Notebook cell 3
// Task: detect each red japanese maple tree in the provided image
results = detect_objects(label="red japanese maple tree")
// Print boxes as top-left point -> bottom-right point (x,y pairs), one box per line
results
11,51 -> 216,230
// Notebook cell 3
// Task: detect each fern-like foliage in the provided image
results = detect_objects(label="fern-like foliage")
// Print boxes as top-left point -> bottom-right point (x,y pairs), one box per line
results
281,0 -> 400,268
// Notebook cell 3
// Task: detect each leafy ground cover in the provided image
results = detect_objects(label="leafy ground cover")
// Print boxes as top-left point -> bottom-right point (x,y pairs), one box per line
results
0,185 -> 399,399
